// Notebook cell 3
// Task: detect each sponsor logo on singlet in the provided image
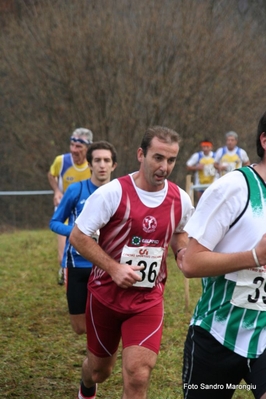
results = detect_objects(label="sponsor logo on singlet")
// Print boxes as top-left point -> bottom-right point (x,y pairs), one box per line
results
142,238 -> 159,244
131,236 -> 142,245
131,236 -> 160,246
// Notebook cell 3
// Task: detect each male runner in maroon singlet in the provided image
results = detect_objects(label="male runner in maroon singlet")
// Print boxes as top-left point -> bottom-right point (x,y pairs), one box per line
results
70,126 -> 194,399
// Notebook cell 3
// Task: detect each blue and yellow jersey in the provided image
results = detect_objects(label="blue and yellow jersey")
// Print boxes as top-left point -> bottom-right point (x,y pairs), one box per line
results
220,146 -> 241,172
214,146 -> 250,176
49,153 -> 91,193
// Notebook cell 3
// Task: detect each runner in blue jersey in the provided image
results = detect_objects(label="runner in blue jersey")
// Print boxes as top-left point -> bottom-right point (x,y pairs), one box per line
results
50,141 -> 117,335
48,127 -> 93,284
180,112 -> 266,399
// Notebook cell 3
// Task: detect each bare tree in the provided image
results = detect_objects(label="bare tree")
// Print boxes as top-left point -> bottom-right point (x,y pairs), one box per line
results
0,0 -> 266,227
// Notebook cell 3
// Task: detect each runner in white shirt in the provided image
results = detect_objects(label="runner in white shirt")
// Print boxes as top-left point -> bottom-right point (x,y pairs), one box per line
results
180,112 -> 266,399
70,126 -> 194,399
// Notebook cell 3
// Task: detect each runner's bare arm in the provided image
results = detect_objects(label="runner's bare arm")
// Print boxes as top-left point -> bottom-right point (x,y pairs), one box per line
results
181,236 -> 266,278
170,231 -> 189,261
69,225 -> 142,288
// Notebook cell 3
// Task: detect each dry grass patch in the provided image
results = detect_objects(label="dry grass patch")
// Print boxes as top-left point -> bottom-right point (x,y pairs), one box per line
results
0,230 -> 253,398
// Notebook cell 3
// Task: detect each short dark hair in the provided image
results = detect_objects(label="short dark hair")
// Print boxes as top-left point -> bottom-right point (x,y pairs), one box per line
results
87,141 -> 117,165
257,112 -> 266,158
140,126 -> 180,156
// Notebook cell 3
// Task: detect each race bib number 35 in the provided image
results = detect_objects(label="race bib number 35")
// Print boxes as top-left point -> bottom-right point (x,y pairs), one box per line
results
231,268 -> 266,311
120,245 -> 164,288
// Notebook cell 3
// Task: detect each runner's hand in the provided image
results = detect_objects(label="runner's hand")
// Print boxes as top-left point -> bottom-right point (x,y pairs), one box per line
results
111,263 -> 144,288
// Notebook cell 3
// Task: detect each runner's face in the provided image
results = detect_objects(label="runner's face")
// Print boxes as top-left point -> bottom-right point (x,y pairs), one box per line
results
70,136 -> 88,165
226,136 -> 237,151
201,144 -> 212,155
138,137 -> 179,191
90,149 -> 116,185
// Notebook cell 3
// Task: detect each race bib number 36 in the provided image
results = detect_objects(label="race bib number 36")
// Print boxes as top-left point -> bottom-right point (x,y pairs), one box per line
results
120,245 -> 164,288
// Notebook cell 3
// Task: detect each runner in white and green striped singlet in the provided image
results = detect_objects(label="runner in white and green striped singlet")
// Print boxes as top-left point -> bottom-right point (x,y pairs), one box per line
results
192,167 -> 266,359
181,112 -> 266,399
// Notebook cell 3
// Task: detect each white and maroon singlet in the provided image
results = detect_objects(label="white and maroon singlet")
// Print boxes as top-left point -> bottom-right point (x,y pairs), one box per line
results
88,175 -> 182,313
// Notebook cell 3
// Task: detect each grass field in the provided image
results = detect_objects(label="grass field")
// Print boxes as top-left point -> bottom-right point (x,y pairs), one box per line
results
0,230 -> 253,398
